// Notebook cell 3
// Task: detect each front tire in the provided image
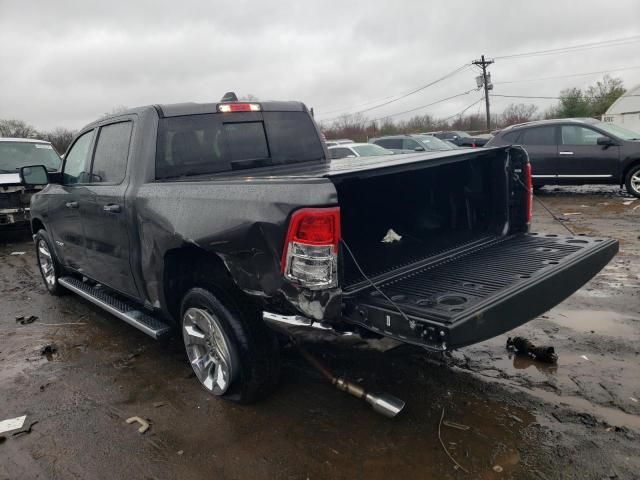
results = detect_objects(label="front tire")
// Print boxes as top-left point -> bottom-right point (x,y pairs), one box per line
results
34,229 -> 66,296
180,287 -> 281,404
625,164 -> 640,198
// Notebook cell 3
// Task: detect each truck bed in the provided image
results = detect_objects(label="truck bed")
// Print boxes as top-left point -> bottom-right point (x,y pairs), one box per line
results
343,233 -> 618,349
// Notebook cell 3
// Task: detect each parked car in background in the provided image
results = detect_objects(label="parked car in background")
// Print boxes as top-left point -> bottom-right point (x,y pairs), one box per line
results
0,138 -> 61,226
328,143 -> 393,159
486,118 -> 640,197
325,139 -> 354,147
425,131 -> 490,147
369,134 -> 455,153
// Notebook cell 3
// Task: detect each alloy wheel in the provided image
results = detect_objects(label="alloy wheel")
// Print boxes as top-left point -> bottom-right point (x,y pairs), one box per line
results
182,307 -> 238,395
37,239 -> 56,289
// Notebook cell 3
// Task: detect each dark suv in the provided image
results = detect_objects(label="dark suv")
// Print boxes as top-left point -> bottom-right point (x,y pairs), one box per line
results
486,118 -> 640,197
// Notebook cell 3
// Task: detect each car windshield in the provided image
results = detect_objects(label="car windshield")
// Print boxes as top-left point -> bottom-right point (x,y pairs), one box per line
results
418,136 -> 454,151
454,131 -> 471,138
352,144 -> 391,156
596,122 -> 640,140
0,142 -> 62,173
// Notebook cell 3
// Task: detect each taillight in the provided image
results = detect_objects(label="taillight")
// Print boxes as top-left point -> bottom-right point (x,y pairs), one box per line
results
471,142 -> 476,148
281,207 -> 340,289
218,103 -> 261,113
525,162 -> 533,223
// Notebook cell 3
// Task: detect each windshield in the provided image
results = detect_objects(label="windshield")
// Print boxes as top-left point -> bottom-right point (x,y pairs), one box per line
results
454,131 -> 471,138
156,111 -> 324,178
418,135 -> 454,151
352,144 -> 391,156
596,122 -> 640,140
0,142 -> 61,173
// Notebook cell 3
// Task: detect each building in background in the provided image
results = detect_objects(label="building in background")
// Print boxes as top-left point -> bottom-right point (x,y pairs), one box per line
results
602,84 -> 640,132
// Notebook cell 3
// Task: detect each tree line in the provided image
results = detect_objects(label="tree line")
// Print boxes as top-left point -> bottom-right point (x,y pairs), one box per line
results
320,75 -> 627,142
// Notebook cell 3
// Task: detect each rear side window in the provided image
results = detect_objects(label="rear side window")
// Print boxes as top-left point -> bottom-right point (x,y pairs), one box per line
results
520,127 -> 556,146
156,111 -> 324,179
91,122 -> 132,183
502,131 -> 521,143
374,139 -> 402,149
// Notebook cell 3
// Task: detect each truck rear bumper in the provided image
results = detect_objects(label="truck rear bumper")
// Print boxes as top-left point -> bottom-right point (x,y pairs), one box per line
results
342,233 -> 618,350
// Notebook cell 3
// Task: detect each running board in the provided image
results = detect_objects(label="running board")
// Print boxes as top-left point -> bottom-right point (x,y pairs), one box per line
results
58,277 -> 171,339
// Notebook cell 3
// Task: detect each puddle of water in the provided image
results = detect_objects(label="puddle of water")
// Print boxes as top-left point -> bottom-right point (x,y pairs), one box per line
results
548,309 -> 639,337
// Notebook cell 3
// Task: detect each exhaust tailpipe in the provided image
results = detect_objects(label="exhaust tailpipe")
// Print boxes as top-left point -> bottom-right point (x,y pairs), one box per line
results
295,340 -> 405,418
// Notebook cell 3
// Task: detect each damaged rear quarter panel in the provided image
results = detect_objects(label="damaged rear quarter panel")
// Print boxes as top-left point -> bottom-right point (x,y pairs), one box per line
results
134,177 -> 341,319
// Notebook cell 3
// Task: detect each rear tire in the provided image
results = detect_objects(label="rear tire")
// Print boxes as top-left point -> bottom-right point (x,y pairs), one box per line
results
34,229 -> 67,296
625,164 -> 640,198
180,286 -> 281,404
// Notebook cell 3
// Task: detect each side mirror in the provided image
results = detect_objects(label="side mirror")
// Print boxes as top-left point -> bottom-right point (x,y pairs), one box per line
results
20,165 -> 49,187
597,136 -> 615,147
414,146 -> 425,152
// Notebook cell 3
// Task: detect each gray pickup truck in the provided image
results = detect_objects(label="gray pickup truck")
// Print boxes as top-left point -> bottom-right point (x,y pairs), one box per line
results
20,98 -> 617,404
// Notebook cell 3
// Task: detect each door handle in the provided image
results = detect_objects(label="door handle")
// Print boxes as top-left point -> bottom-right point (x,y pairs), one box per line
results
65,201 -> 78,209
559,151 -> 574,155
103,204 -> 121,213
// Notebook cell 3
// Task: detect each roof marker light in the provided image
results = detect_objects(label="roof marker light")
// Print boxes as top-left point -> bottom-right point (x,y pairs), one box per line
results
218,103 -> 261,113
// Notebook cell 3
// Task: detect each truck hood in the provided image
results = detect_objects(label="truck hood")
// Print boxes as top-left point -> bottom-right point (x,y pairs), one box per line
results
0,173 -> 21,186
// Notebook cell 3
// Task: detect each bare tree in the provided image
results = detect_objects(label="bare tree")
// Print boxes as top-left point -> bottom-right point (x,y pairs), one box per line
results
499,103 -> 539,127
41,127 -> 77,154
0,119 -> 39,138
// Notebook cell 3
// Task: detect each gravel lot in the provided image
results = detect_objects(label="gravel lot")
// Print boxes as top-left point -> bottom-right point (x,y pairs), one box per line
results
0,185 -> 638,479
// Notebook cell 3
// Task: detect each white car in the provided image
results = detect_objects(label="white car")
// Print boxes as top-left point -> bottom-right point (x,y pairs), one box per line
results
325,138 -> 354,147
328,143 -> 393,159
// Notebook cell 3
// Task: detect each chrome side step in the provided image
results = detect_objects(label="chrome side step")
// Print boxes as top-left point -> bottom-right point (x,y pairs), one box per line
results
58,276 -> 171,339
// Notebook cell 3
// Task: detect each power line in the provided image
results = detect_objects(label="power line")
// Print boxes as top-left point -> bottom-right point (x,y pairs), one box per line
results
368,89 -> 479,122
442,97 -> 485,122
494,34 -> 640,60
316,64 -> 470,122
495,65 -> 640,85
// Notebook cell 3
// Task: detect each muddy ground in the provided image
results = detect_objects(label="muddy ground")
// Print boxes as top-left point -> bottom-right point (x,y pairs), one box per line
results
0,186 -> 638,480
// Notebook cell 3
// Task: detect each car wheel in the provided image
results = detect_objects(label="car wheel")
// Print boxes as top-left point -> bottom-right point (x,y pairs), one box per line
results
180,287 -> 281,404
34,229 -> 67,296
625,164 -> 640,198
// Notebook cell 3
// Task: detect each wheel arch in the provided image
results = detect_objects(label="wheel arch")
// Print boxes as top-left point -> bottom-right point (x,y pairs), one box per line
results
621,158 -> 640,187
31,217 -> 45,235
162,246 -> 236,323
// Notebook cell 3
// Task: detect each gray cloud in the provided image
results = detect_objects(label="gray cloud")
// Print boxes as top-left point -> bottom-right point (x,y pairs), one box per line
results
1,0 -> 639,130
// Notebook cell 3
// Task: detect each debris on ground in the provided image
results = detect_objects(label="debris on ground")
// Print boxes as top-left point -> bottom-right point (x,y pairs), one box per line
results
506,336 -> 558,364
9,251 -> 26,256
12,421 -> 38,436
442,420 -> 470,431
0,415 -> 26,435
40,344 -> 57,356
562,212 -> 582,216
493,465 -> 504,473
152,401 -> 167,408
126,416 -> 150,434
438,408 -> 469,474
15,315 -> 37,325
581,355 -> 590,361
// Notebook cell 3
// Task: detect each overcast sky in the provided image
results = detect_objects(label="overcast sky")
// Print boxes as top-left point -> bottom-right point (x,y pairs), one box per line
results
1,0 -> 640,131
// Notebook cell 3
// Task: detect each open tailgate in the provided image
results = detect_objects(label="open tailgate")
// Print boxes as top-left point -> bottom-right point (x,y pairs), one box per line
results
342,233 -> 618,349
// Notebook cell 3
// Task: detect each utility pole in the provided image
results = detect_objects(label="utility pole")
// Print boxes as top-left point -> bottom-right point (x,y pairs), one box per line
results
472,55 -> 494,131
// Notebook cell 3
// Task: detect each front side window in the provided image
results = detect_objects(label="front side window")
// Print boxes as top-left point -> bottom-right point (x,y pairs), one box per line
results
561,126 -> 600,146
91,122 -> 132,183
402,139 -> 421,150
520,127 -> 556,146
63,130 -> 95,184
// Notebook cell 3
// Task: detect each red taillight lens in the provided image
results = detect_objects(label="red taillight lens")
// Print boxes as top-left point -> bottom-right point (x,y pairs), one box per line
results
471,142 -> 476,148
525,162 -> 533,223
218,103 -> 261,113
281,207 -> 341,288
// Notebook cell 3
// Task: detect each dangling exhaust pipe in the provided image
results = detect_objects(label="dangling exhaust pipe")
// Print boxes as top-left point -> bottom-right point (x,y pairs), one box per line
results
294,339 -> 405,418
